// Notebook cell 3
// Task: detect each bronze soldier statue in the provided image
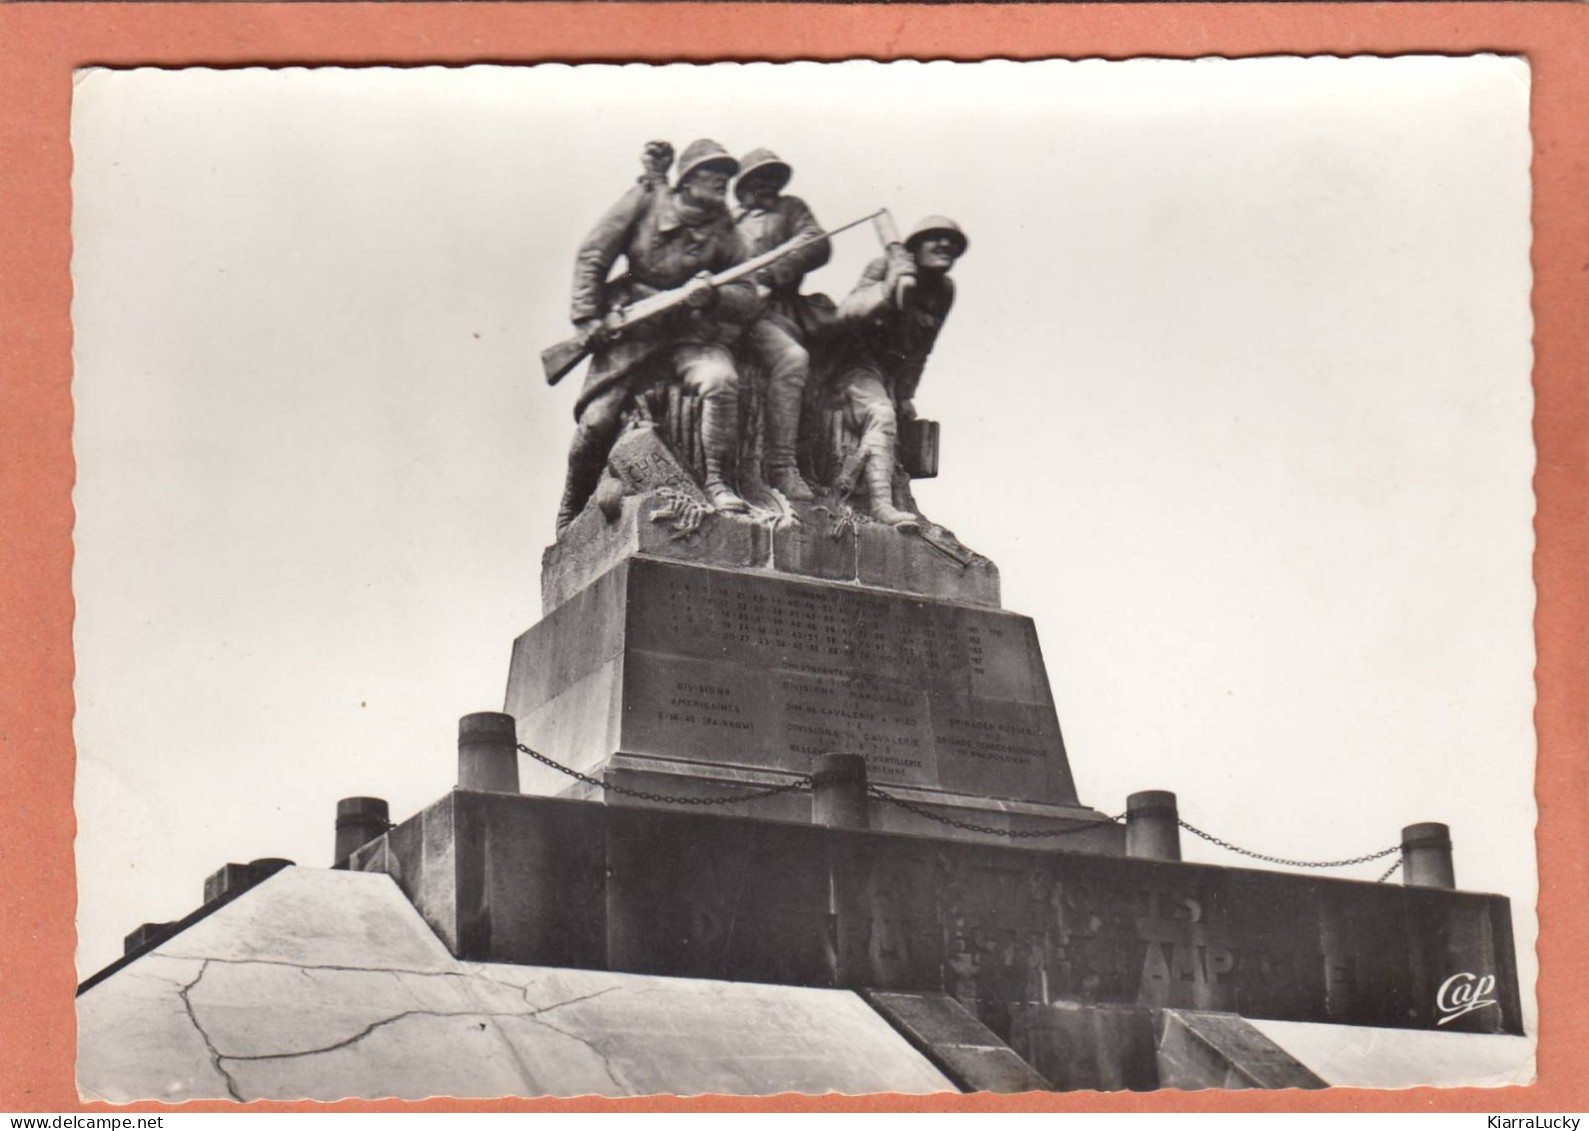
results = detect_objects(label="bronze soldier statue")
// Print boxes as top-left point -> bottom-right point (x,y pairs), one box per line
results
830,215 -> 968,531
556,139 -> 759,535
731,148 -> 831,502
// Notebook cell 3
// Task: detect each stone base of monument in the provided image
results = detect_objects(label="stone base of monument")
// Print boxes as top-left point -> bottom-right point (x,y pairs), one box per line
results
1000,1001 -> 1330,1090
79,863 -> 1417,1098
75,867 -> 965,1100
510,546 -> 1105,843
342,788 -> 1520,1091
541,490 -> 1001,616
350,790 -> 1522,1030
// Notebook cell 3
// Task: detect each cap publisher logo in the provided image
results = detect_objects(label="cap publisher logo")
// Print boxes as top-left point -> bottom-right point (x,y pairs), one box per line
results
1436,971 -> 1498,1025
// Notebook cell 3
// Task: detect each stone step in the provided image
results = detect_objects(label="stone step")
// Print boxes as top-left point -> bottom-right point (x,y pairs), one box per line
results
864,990 -> 1053,1093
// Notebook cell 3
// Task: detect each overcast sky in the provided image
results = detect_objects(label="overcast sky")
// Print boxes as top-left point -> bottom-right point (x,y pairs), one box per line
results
71,58 -> 1536,1054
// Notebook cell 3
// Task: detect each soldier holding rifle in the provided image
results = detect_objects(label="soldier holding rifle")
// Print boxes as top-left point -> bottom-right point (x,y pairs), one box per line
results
555,138 -> 759,534
732,148 -> 831,502
830,215 -> 969,531
546,140 -> 887,536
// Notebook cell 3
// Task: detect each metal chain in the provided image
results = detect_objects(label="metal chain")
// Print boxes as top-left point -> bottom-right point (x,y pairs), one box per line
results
867,784 -> 1124,840
518,744 -> 1405,870
518,743 -> 812,806
1178,818 -> 1400,869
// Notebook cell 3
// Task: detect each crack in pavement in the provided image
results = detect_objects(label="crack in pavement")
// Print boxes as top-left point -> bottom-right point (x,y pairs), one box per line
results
218,1009 -> 466,1063
387,969 -> 440,1011
511,984 -> 627,1093
152,955 -> 637,1094
176,961 -> 245,1103
160,954 -> 457,978
214,995 -> 624,1091
120,968 -> 194,989
454,968 -> 570,1006
510,1011 -> 626,1093
523,985 -> 621,1018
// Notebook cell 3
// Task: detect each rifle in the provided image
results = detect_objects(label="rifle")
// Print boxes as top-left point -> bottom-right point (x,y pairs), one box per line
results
542,208 -> 884,386
872,208 -> 916,310
872,208 -> 903,249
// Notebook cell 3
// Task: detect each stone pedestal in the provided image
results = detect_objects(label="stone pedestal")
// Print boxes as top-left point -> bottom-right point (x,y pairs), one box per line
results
507,549 -> 1117,846
350,790 -> 1524,1041
541,490 -> 1001,617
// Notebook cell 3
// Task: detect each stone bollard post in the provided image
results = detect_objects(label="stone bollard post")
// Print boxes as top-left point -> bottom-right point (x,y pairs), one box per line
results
812,753 -> 870,831
1126,790 -> 1182,861
1401,822 -> 1456,890
458,712 -> 521,794
123,922 -> 179,955
204,858 -> 294,904
334,797 -> 390,868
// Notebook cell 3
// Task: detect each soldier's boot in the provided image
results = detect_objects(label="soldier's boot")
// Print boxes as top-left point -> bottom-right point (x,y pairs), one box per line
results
767,464 -> 815,503
700,393 -> 750,515
555,437 -> 609,537
703,460 -> 750,514
865,456 -> 920,533
763,383 -> 815,502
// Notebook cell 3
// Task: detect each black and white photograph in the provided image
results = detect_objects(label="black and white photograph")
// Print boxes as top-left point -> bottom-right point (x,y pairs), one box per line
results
70,58 -> 1536,1100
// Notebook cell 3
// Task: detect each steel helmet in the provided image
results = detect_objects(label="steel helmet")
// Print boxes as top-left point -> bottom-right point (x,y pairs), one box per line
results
905,215 -> 969,258
733,148 -> 793,199
675,139 -> 739,184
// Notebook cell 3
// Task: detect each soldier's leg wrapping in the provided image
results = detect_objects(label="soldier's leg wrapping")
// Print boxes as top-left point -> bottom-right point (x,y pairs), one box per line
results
675,342 -> 749,513
747,318 -> 815,501
843,371 -> 897,463
556,385 -> 628,536
843,372 -> 918,530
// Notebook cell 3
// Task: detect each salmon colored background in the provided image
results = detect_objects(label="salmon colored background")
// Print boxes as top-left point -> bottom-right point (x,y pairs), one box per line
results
1,2 -> 1584,1113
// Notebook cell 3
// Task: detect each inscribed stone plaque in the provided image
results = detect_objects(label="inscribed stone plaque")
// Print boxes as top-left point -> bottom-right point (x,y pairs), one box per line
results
618,557 -> 1078,804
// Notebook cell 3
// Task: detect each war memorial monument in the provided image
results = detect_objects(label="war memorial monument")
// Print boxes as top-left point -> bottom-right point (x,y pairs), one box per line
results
76,137 -> 1524,1100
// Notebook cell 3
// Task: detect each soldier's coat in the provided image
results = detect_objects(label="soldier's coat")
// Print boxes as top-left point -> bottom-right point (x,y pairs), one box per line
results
570,182 -> 758,419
